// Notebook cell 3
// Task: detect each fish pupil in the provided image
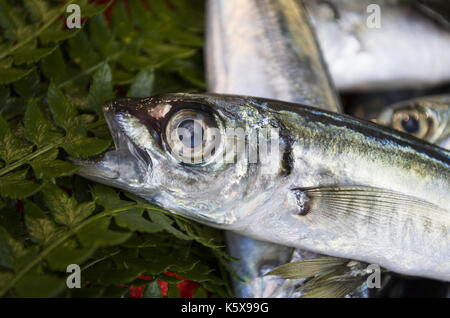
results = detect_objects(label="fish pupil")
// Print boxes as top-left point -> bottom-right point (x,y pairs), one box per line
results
401,115 -> 419,134
177,119 -> 204,148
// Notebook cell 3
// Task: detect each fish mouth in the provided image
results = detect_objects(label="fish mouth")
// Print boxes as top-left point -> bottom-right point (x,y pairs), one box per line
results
72,99 -> 153,190
103,100 -> 135,150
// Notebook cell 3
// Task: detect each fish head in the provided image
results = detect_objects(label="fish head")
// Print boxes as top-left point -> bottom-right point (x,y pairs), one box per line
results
376,95 -> 450,146
77,93 -> 293,227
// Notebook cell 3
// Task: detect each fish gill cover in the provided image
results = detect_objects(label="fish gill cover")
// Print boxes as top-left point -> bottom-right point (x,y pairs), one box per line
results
0,0 -> 234,298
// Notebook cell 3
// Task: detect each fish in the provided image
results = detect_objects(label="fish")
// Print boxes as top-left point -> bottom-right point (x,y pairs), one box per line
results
374,95 -> 450,149
305,0 -> 450,90
205,0 -> 342,298
347,93 -> 450,297
225,233 -> 297,297
76,93 -> 450,282
205,0 -> 341,110
271,93 -> 450,297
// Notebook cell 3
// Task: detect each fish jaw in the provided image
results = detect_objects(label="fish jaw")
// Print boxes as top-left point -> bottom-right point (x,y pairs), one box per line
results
75,99 -> 154,197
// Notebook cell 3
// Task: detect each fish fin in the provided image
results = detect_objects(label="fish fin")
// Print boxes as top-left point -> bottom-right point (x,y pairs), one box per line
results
266,256 -> 347,279
299,277 -> 364,298
291,185 -> 448,236
267,257 -> 371,298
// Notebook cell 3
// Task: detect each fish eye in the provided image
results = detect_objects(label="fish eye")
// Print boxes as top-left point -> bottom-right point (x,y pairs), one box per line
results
392,109 -> 429,138
177,119 -> 204,148
164,109 -> 221,164
400,115 -> 419,133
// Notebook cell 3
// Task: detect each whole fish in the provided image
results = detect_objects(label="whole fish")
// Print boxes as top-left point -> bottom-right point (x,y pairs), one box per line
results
305,0 -> 450,90
374,95 -> 450,149
205,0 -> 342,298
77,93 -> 450,282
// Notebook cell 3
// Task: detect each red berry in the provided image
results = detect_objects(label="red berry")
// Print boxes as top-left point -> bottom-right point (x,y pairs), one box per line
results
158,279 -> 168,297
129,285 -> 145,298
177,280 -> 200,298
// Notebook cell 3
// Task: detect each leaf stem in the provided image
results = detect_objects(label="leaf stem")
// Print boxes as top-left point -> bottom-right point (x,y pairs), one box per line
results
0,143 -> 58,177
0,203 -> 136,297
58,51 -> 124,88
81,249 -> 121,272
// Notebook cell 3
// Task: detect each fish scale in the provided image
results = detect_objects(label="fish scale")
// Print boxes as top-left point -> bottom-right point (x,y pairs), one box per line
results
205,0 -> 344,298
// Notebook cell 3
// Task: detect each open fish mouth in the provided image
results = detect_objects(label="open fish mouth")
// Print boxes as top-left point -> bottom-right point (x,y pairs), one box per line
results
72,100 -> 153,192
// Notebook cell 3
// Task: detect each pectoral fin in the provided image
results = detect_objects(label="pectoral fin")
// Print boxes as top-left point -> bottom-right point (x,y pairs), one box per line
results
291,185 -> 449,239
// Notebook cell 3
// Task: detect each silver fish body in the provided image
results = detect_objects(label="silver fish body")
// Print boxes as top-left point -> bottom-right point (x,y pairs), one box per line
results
225,233 -> 298,297
77,93 -> 450,282
305,0 -> 450,90
348,94 -> 450,296
206,0 -> 340,110
206,0 -> 341,298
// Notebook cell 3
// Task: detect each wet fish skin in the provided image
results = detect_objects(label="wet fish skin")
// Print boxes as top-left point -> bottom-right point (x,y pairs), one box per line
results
77,93 -> 450,282
305,0 -> 450,90
225,234 -> 297,298
206,0 -> 341,298
206,0 -> 341,111
348,93 -> 450,296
